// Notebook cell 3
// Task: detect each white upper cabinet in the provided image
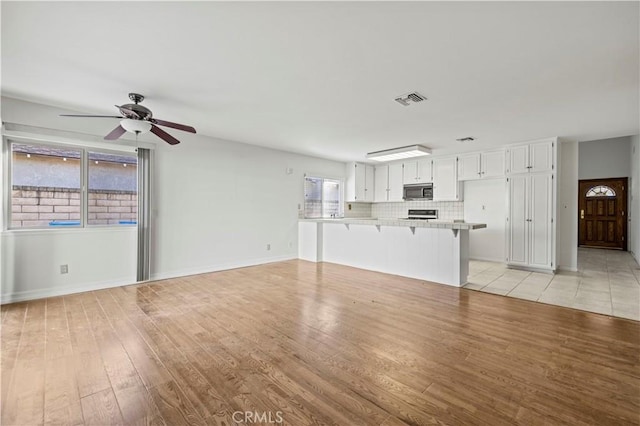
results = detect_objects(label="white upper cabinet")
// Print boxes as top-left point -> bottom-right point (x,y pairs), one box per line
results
345,162 -> 374,202
374,163 -> 404,202
458,150 -> 505,181
433,157 -> 462,201
388,163 -> 404,201
403,158 -> 433,184
481,150 -> 506,178
507,140 -> 554,175
374,165 -> 388,202
416,159 -> 433,183
457,153 -> 481,181
530,141 -> 554,173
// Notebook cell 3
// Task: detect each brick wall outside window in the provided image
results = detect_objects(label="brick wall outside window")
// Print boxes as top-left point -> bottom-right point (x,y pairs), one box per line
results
11,186 -> 137,228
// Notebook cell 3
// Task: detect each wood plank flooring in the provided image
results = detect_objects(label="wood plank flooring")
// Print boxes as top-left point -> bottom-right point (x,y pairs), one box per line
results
1,260 -> 639,425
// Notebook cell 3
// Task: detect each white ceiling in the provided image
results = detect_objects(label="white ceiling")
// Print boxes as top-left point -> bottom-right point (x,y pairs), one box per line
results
2,1 -> 638,162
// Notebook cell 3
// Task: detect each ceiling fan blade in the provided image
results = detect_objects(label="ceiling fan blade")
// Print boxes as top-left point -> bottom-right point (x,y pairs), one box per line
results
151,118 -> 196,134
104,125 -> 127,140
60,114 -> 123,118
150,124 -> 180,145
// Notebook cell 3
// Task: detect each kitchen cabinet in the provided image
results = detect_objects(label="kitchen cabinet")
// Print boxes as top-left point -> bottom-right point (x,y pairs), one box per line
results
507,174 -> 553,269
457,150 -> 505,181
482,150 -> 506,178
433,157 -> 462,201
374,163 -> 403,202
374,165 -> 388,202
345,162 -> 374,202
403,158 -> 433,184
507,140 -> 553,175
457,153 -> 481,181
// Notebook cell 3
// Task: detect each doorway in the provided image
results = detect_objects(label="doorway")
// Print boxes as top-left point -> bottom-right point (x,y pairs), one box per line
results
578,177 -> 627,250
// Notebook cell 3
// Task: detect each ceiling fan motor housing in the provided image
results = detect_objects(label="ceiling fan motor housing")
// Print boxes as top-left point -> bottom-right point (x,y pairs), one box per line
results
119,103 -> 153,120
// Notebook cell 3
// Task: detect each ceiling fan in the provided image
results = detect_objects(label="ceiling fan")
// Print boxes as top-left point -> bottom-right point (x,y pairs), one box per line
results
60,93 -> 196,145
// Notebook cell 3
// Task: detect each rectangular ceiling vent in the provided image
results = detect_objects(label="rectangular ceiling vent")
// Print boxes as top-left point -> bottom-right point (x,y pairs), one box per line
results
394,92 -> 427,106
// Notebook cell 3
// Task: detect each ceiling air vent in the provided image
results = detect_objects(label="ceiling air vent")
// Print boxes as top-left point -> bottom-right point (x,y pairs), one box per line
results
456,137 -> 476,143
394,92 -> 427,106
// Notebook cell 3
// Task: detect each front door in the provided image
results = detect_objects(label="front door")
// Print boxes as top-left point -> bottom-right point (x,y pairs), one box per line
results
578,178 -> 627,250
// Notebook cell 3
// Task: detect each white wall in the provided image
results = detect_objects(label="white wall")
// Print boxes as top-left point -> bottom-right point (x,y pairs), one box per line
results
1,228 -> 136,302
463,179 -> 506,262
578,136 -> 631,179
1,97 -> 345,302
149,129 -> 345,280
630,135 -> 640,263
557,140 -> 578,271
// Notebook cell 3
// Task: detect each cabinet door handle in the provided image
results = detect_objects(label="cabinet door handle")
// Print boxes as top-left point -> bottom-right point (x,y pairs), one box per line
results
580,209 -> 584,219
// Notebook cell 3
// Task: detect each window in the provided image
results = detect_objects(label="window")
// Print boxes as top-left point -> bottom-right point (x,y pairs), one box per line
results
304,176 -> 343,218
586,185 -> 616,197
88,151 -> 138,225
8,140 -> 137,229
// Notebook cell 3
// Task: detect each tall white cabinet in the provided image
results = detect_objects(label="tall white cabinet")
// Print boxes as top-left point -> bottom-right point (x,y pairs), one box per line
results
506,139 -> 556,271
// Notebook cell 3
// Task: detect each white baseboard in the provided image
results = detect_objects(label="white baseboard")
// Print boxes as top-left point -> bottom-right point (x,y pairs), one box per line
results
469,256 -> 505,263
557,266 -> 579,272
2,254 -> 297,305
1,277 -> 134,305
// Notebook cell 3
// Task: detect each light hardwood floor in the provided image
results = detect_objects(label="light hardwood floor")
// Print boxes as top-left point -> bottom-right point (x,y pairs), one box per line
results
2,260 -> 639,425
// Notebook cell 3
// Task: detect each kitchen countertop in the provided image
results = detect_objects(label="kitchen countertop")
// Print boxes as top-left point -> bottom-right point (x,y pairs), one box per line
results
299,217 -> 486,230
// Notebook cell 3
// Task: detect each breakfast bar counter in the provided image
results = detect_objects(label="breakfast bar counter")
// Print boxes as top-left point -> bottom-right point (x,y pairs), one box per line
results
298,218 -> 486,286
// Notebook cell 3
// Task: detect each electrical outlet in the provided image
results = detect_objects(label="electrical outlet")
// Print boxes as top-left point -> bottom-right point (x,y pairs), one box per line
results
266,244 -> 271,251
60,264 -> 69,274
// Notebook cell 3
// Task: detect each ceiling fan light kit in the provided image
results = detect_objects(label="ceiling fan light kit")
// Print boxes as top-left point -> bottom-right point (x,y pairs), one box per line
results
120,118 -> 152,134
60,92 -> 196,145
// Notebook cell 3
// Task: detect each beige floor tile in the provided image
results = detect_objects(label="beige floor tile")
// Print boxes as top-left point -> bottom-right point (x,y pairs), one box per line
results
537,297 -> 573,309
538,292 -> 575,306
463,282 -> 486,291
546,280 -> 579,292
540,287 -> 577,298
578,281 -> 610,292
469,249 -> 639,320
575,289 -> 611,303
611,291 -> 640,305
612,303 -> 640,321
466,273 -> 499,286
482,287 -> 510,296
507,288 -> 542,301
572,300 -> 612,316
484,279 -> 522,291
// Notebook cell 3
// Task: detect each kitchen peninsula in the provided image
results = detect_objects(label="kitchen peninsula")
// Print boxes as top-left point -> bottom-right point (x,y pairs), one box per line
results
298,218 -> 486,286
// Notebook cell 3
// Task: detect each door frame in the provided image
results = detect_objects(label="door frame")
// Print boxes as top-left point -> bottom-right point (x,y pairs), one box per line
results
578,177 -> 628,250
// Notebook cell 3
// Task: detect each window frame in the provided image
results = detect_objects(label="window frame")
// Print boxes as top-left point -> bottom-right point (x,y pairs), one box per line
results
303,174 -> 345,219
4,137 -> 138,231
585,185 -> 616,197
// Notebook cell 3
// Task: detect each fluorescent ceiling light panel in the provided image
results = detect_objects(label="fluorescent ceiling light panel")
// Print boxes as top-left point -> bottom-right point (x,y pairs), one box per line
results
366,145 -> 431,162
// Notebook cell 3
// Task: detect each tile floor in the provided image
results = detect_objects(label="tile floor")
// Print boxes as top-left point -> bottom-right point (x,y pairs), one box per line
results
465,248 -> 640,321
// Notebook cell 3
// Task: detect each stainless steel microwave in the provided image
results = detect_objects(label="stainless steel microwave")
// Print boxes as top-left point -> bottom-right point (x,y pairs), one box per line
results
403,183 -> 433,201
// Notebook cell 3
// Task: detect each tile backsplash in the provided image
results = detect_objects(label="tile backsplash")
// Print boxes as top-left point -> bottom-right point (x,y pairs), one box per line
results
336,201 -> 465,221
344,202 -> 373,218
